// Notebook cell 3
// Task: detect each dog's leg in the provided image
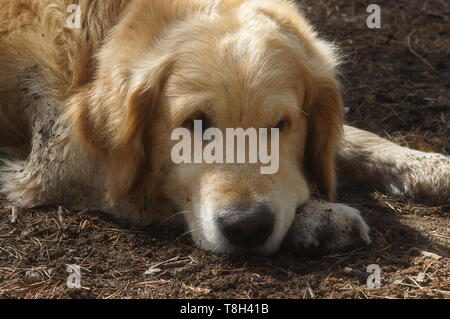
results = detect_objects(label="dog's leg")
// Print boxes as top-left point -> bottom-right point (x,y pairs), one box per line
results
337,125 -> 450,205
0,127 -> 154,225
285,199 -> 371,254
0,103 -> 154,225
0,77 -> 105,210
0,117 -> 87,208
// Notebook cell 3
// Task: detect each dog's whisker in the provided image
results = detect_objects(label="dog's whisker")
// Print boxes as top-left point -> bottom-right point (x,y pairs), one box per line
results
157,210 -> 191,228
211,243 -> 222,254
174,226 -> 201,241
286,104 -> 309,116
173,217 -> 216,242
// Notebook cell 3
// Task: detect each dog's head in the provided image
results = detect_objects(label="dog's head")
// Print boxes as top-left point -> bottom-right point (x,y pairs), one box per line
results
69,0 -> 343,255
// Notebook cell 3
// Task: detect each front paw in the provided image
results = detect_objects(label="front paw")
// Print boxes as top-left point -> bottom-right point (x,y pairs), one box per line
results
286,200 -> 371,255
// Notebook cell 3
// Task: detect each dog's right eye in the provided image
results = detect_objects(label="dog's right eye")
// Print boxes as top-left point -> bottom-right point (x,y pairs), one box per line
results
183,112 -> 212,133
274,118 -> 290,132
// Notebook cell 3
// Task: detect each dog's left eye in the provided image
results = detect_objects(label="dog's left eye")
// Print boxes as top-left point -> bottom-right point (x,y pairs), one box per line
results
183,112 -> 212,133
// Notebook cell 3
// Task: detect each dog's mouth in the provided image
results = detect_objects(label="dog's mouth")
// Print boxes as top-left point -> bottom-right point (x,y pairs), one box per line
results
184,202 -> 299,256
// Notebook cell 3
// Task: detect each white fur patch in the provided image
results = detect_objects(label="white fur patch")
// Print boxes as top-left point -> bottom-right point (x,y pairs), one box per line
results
286,200 -> 371,253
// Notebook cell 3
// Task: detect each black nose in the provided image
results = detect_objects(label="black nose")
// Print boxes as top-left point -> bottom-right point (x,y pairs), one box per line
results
218,204 -> 274,247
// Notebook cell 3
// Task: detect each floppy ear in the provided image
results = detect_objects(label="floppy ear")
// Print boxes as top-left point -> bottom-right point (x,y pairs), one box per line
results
252,0 -> 344,200
68,56 -> 172,200
304,77 -> 344,200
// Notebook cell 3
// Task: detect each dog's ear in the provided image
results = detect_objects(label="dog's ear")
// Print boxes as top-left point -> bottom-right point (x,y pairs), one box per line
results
253,1 -> 344,200
304,77 -> 344,200
68,56 -> 172,200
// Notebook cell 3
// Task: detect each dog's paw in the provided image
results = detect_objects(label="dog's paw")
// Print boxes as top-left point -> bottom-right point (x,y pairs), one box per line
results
0,159 -> 41,208
285,200 -> 371,256
397,152 -> 450,205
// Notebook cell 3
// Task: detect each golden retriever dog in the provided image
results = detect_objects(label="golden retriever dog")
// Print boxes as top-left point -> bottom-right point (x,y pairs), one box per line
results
1,0 -> 448,255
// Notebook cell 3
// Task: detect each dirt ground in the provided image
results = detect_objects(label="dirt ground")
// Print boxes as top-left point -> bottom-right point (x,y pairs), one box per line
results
0,0 -> 449,299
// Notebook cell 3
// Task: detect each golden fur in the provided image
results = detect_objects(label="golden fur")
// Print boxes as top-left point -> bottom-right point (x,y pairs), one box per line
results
1,0 -> 448,255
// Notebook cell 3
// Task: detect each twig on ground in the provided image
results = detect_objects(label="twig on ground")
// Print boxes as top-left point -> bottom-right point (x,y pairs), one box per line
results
10,206 -> 19,224
406,30 -> 435,71
144,256 -> 191,275
409,247 -> 442,261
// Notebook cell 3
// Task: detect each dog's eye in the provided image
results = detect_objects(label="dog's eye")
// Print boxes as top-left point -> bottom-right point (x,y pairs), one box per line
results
183,112 -> 212,132
274,118 -> 289,132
